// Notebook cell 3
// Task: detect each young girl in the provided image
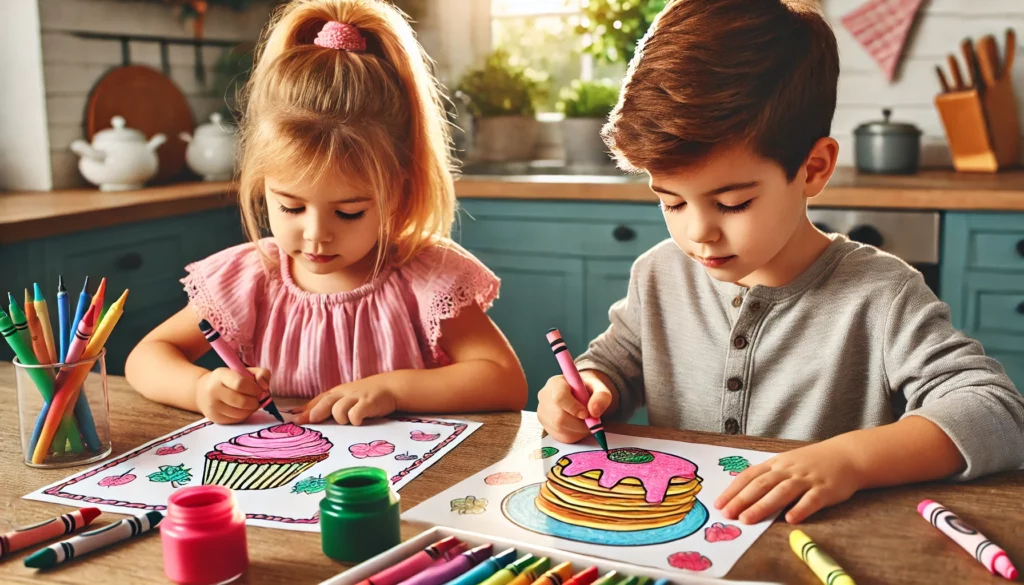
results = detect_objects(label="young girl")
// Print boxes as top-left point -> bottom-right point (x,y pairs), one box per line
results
126,0 -> 527,425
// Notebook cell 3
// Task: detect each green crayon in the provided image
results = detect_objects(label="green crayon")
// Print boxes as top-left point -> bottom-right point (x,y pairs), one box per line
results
8,292 -> 32,348
591,572 -> 622,585
478,554 -> 538,585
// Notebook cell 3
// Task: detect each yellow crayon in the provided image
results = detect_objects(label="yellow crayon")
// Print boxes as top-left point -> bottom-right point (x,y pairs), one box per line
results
32,283 -> 58,364
790,530 -> 856,585
507,558 -> 550,585
530,562 -> 573,585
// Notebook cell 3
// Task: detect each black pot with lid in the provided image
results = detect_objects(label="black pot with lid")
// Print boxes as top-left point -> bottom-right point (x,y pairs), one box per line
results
853,108 -> 922,175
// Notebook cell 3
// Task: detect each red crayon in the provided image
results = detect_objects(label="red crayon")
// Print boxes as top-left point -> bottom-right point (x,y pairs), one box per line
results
0,508 -> 101,558
357,536 -> 463,585
564,567 -> 600,585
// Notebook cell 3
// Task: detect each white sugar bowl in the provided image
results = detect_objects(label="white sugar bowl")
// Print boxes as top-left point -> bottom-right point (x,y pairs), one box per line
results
70,116 -> 166,191
180,113 -> 237,181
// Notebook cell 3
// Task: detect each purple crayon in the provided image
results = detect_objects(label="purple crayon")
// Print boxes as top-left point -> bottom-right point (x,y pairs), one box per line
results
399,544 -> 493,585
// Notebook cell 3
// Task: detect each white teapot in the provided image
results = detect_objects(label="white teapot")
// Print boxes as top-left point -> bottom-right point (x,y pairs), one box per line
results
180,113 -> 236,181
70,116 -> 166,191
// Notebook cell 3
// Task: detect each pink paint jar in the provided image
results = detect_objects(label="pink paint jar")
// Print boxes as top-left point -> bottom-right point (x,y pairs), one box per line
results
162,485 -> 248,584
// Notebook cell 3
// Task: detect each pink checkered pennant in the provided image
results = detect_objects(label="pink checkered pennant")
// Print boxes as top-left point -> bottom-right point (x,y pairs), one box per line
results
841,0 -> 926,82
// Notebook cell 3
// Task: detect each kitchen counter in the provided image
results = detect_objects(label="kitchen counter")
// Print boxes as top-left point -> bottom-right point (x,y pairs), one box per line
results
2,167 -> 1024,243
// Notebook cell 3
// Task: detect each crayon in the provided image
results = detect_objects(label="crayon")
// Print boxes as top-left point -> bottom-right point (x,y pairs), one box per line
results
651,580 -> 670,585
24,289 -> 51,365
57,276 -> 70,363
32,289 -> 127,462
8,292 -> 32,349
1,309 -> 80,454
633,578 -> 650,585
506,558 -> 551,585
591,572 -> 620,585
358,536 -> 464,585
790,530 -> 856,585
563,567 -> 599,585
86,278 -> 106,330
478,554 -> 538,585
33,283 -> 58,364
199,319 -> 284,423
24,511 -> 162,569
444,548 -> 517,585
545,328 -> 608,451
69,277 -> 91,352
401,544 -> 493,585
0,508 -> 100,558
918,499 -> 1017,581
615,578 -> 637,585
530,561 -> 574,585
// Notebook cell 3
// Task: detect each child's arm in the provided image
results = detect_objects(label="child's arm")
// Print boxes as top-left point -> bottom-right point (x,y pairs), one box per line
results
125,306 -> 268,423
717,273 -> 1024,525
295,303 -> 527,424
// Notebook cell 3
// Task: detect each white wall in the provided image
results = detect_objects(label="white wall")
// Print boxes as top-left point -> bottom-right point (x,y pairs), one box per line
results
0,1 -> 53,191
38,0 -> 274,189
825,0 -> 1024,167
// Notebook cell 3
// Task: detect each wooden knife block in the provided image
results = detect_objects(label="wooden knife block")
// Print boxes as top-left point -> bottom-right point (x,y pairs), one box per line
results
935,77 -> 1021,172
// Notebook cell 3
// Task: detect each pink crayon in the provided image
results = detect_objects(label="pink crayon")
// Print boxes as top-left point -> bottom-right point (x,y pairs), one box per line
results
918,499 -> 1018,581
0,508 -> 101,558
399,544 -> 493,585
356,536 -> 463,585
53,304 -> 98,388
545,328 -> 608,451
199,319 -> 284,423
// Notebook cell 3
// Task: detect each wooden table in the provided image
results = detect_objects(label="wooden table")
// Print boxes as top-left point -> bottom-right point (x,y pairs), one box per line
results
1,365 -> 1021,584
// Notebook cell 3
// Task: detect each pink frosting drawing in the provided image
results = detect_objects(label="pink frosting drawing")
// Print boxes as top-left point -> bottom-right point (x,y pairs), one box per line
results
667,552 -> 712,571
212,423 -> 333,459
560,449 -> 698,504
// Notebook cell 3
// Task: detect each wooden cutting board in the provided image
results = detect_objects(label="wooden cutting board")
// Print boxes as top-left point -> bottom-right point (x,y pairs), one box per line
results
86,65 -> 194,183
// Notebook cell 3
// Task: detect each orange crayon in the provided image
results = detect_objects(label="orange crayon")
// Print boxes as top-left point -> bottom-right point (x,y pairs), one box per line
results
0,508 -> 100,558
23,289 -> 50,364
507,558 -> 551,585
530,562 -> 574,585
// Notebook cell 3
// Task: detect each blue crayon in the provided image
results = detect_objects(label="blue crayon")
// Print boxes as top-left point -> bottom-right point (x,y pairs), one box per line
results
57,276 -> 70,363
69,277 -> 91,354
652,580 -> 671,585
444,548 -> 517,585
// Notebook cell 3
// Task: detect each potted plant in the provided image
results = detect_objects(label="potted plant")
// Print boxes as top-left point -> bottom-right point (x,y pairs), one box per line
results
456,49 -> 543,162
576,0 -> 669,64
557,78 -> 619,165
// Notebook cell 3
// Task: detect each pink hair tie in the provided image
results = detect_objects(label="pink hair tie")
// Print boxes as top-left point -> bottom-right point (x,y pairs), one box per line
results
314,21 -> 367,52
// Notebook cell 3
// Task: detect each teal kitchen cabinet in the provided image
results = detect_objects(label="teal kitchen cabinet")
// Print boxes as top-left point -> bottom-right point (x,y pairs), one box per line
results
455,199 -> 664,423
1,207 -> 245,375
941,212 -> 1024,392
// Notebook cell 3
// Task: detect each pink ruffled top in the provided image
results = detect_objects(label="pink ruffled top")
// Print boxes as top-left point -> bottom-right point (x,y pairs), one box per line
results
182,237 -> 500,398
209,423 -> 332,462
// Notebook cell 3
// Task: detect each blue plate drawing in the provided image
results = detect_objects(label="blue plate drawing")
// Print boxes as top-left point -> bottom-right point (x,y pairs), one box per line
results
501,483 -> 708,546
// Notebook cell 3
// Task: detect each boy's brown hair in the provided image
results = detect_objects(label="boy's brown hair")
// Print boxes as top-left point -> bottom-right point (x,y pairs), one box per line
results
602,0 -> 839,180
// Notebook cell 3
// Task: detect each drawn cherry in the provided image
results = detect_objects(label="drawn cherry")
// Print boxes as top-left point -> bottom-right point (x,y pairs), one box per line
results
98,469 -> 137,487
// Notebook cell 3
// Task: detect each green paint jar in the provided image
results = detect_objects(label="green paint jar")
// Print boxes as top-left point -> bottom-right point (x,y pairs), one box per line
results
319,467 -> 401,563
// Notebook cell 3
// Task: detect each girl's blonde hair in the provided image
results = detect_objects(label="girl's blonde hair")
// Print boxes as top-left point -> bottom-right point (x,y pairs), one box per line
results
238,0 -> 456,267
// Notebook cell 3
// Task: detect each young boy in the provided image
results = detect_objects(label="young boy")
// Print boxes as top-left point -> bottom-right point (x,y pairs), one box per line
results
537,0 -> 1024,526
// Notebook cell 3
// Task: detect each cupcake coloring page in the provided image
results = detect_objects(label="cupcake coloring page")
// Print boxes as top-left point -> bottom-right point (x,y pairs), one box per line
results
25,415 -> 480,532
404,434 -> 777,578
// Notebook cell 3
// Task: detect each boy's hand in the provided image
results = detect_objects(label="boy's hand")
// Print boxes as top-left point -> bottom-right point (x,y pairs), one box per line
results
714,440 -> 862,525
196,367 -> 270,424
537,371 -> 615,443
295,379 -> 397,426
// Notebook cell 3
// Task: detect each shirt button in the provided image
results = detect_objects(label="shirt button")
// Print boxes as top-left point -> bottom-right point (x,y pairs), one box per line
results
727,377 -> 743,391
732,296 -> 743,308
725,418 -> 740,434
749,301 -> 761,312
733,336 -> 748,349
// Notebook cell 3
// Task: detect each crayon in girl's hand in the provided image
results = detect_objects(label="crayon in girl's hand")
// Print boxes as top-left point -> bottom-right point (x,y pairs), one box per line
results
0,508 -> 100,558
357,536 -> 464,585
199,319 -> 284,423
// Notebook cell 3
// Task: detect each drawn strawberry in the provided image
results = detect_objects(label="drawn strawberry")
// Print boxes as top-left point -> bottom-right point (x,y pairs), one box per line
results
704,522 -> 742,542
410,431 -> 440,442
156,443 -> 187,456
98,469 -> 137,487
667,551 -> 712,571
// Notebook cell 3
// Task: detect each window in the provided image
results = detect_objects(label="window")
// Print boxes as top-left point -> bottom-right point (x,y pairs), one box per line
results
491,0 -> 623,112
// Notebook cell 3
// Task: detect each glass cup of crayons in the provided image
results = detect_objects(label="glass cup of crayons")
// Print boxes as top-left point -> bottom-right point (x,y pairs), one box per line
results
5,277 -> 126,468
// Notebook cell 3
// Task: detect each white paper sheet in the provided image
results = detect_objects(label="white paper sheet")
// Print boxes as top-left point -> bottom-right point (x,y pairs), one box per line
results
403,433 -> 779,578
25,413 -> 480,532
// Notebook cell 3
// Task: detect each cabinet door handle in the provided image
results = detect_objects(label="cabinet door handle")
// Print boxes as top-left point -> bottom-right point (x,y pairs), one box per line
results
116,252 -> 143,271
1017,239 -> 1024,258
613,225 -> 636,242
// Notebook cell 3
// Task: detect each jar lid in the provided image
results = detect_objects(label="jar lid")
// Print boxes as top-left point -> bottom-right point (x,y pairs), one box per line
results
92,116 -> 146,146
194,113 -> 237,139
854,108 -> 921,136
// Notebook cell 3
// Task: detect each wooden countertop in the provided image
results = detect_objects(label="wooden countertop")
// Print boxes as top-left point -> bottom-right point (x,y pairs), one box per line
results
2,168 -> 1024,243
1,365 -> 1022,584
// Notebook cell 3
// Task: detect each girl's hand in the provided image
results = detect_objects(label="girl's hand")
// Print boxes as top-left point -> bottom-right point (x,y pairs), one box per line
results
537,370 -> 615,444
714,440 -> 862,525
295,379 -> 397,425
196,367 -> 270,424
